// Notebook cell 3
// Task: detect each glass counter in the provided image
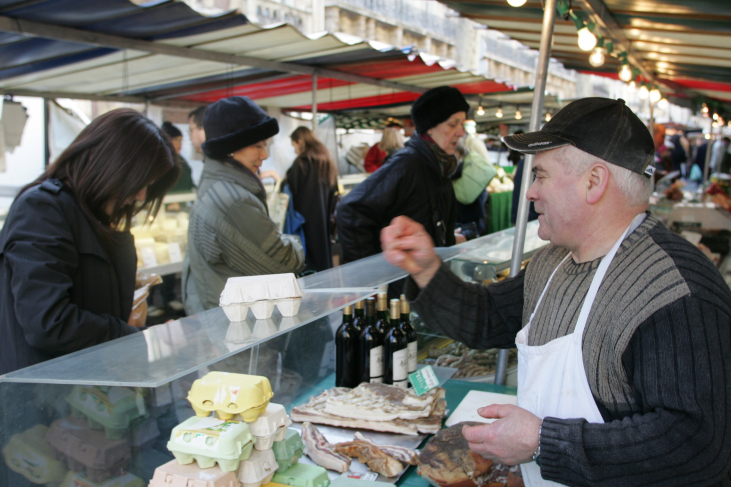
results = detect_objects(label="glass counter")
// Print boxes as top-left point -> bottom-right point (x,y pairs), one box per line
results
0,223 -> 542,486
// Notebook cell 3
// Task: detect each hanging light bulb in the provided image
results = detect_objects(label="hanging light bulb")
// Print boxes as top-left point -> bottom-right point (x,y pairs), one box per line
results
589,47 -> 605,67
507,0 -> 527,6
638,84 -> 649,100
649,88 -> 662,103
515,109 -> 522,120
477,105 -> 485,116
618,63 -> 632,82
658,97 -> 668,109
701,103 -> 709,114
495,107 -> 503,118
713,112 -> 719,120
627,80 -> 636,92
545,113 -> 552,122
705,133 -> 711,140
577,26 -> 597,51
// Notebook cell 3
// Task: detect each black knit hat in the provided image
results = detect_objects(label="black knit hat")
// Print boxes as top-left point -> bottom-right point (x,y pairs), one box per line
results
201,96 -> 279,160
502,97 -> 655,177
411,86 -> 470,135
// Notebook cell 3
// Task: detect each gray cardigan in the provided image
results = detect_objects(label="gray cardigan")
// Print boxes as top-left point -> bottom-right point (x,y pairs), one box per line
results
182,158 -> 304,314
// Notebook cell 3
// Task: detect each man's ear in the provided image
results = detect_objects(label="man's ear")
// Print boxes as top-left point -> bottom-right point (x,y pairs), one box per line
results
586,163 -> 610,205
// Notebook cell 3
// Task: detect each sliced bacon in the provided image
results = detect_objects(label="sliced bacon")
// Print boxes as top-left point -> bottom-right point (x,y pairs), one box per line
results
301,422 -> 351,473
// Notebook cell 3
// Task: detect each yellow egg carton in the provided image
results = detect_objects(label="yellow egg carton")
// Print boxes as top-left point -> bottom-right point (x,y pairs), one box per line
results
2,424 -> 68,485
188,372 -> 274,421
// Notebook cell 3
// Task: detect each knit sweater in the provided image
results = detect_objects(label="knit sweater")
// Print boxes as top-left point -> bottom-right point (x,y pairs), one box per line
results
406,214 -> 731,486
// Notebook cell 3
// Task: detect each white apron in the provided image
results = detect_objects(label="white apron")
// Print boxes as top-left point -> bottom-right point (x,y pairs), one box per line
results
516,214 -> 645,486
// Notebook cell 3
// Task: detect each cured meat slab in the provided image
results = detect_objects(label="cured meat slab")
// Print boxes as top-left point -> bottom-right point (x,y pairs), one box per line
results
291,384 -> 446,435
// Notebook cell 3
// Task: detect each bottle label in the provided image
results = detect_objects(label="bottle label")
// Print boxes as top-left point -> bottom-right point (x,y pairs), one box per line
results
370,346 -> 384,379
392,348 -> 408,385
407,341 -> 418,373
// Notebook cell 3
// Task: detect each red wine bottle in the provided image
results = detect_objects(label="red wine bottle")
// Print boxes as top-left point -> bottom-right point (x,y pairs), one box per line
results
336,305 -> 360,388
400,296 -> 418,380
359,297 -> 383,384
383,299 -> 408,388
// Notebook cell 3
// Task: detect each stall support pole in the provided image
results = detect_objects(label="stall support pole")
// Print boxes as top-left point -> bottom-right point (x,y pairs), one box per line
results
494,0 -> 557,386
312,73 -> 318,132
702,134 -> 714,192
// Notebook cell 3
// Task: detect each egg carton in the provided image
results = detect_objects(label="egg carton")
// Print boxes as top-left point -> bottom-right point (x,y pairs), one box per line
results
222,298 -> 303,321
45,417 -> 131,484
167,416 -> 254,473
243,404 -> 291,451
272,463 -> 330,487
271,430 -> 303,473
237,449 -> 278,487
60,471 -> 144,487
66,385 -> 147,440
187,372 -> 273,421
220,274 -> 303,320
149,460 -> 240,487
2,424 -> 68,486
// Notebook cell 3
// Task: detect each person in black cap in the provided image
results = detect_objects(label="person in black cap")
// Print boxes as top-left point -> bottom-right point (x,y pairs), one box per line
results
337,85 -> 470,268
182,96 -> 305,314
382,97 -> 731,486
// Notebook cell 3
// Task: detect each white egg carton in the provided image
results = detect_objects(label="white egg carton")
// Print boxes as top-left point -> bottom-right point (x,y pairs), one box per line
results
220,274 -> 303,321
237,449 -> 278,487
243,403 -> 291,451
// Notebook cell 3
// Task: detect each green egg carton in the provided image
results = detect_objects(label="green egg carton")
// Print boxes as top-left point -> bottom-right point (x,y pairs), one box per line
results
272,463 -> 330,487
271,430 -> 303,473
166,416 -> 254,472
66,386 -> 147,440
329,478 -> 393,487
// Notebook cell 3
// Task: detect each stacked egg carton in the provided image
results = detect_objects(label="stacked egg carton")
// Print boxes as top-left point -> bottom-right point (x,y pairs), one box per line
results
219,273 -> 304,321
151,371 -> 310,487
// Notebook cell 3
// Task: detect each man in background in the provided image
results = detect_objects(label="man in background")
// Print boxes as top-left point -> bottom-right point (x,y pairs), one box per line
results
188,106 -> 206,155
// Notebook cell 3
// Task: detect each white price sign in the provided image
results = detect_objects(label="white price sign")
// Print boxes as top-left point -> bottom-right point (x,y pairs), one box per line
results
167,242 -> 183,263
140,246 -> 158,268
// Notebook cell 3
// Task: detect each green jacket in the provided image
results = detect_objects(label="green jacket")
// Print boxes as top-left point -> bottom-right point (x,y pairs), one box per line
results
452,151 -> 497,205
182,158 -> 305,314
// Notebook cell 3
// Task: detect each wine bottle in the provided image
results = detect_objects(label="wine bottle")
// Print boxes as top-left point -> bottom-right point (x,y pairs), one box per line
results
383,299 -> 408,388
335,305 -> 360,388
400,297 -> 418,379
359,297 -> 383,384
375,293 -> 390,336
352,299 -> 365,334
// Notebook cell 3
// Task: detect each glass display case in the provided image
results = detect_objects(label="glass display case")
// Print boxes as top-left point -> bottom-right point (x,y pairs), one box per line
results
0,224 -> 543,486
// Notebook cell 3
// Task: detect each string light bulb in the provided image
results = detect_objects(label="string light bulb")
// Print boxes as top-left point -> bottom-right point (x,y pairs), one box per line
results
713,113 -> 719,120
638,84 -> 649,100
515,109 -> 522,120
701,103 -> 709,114
658,97 -> 668,109
577,26 -> 597,51
627,80 -> 636,92
589,47 -> 605,67
649,88 -> 662,103
506,0 -> 527,6
545,113 -> 552,122
477,105 -> 485,116
496,107 -> 503,118
618,63 -> 632,82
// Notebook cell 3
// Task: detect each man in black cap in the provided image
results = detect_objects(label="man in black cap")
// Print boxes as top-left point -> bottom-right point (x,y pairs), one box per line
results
382,98 -> 731,485
337,85 -> 469,265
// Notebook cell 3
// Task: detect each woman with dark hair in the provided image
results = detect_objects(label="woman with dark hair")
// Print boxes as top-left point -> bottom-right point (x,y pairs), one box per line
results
161,121 -> 195,193
183,97 -> 305,314
0,108 -> 180,374
288,126 -> 339,271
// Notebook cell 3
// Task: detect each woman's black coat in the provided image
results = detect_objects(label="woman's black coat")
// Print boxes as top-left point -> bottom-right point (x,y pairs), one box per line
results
0,180 -> 139,374
336,134 -> 457,263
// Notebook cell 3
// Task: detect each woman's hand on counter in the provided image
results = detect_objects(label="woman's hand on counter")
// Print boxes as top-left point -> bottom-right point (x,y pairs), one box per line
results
381,216 -> 441,288
462,404 -> 541,466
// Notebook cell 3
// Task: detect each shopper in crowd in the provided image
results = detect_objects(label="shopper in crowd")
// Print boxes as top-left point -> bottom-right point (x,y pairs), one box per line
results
182,96 -> 304,314
0,109 -> 180,374
382,97 -> 731,486
452,142 -> 495,237
364,124 -> 404,173
288,126 -> 339,272
188,106 -> 206,155
337,85 -> 468,265
711,136 -> 731,174
162,121 -> 195,193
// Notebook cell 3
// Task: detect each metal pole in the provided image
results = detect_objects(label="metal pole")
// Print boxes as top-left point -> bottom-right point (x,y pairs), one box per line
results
312,72 -> 318,132
702,133 -> 714,191
495,0 -> 557,386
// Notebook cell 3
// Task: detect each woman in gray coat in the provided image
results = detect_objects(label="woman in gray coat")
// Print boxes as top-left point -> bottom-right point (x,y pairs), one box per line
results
182,96 -> 305,314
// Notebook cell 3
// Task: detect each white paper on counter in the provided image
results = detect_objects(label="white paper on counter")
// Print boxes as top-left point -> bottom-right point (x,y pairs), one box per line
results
445,390 -> 517,426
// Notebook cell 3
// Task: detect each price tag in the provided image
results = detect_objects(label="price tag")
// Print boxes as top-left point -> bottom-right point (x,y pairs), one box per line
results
140,246 -> 158,268
409,365 -> 439,396
340,472 -> 378,481
167,242 -> 183,263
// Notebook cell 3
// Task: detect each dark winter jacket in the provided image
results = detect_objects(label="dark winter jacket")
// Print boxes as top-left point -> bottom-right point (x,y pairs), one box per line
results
0,180 -> 139,375
337,134 -> 457,263
286,155 -> 336,272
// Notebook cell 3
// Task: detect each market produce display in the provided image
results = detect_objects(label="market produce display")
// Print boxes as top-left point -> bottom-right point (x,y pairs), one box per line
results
417,422 -> 523,487
291,383 -> 446,435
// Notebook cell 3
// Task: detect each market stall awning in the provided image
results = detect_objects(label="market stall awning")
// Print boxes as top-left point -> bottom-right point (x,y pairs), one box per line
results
440,0 -> 731,105
0,0 -> 517,110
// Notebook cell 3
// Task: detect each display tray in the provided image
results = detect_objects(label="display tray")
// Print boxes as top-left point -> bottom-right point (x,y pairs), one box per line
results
289,423 -> 421,484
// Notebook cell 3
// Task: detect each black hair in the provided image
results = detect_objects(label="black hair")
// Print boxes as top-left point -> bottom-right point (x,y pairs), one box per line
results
161,121 -> 182,139
188,106 -> 206,128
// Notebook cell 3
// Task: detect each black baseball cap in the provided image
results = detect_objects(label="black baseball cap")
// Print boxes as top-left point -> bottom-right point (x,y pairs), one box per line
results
503,97 -> 655,177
